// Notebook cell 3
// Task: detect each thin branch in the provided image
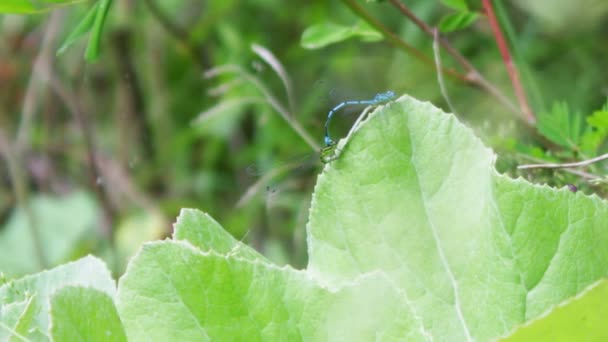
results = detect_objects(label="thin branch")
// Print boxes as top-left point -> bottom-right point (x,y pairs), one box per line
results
339,0 -> 467,82
386,0 -> 523,122
112,29 -> 156,163
251,44 -> 296,116
491,0 -> 546,113
518,153 -> 608,170
481,0 -> 535,124
563,168 -> 601,181
432,28 -> 457,115
44,68 -> 117,240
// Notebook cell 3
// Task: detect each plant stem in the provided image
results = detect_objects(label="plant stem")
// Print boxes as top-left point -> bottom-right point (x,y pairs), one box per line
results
45,71 -> 117,241
339,0 -> 466,82
491,0 -> 546,113
481,0 -> 535,124
432,28 -> 457,115
386,0 -> 523,122
518,152 -> 608,170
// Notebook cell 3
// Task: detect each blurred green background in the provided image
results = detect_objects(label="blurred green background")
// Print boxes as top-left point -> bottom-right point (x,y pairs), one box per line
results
0,0 -> 607,277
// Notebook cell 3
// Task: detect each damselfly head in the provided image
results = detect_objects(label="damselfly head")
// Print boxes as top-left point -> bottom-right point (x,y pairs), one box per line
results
320,142 -> 338,163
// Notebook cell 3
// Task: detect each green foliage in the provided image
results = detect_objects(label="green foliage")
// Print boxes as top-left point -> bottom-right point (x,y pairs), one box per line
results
520,99 -> 608,189
56,0 -> 113,61
438,0 -> 479,32
580,106 -> 608,155
56,1 -> 100,56
84,0 -> 112,61
0,0 -> 114,61
510,99 -> 608,194
438,11 -> 479,32
0,0 -> 112,62
301,21 -> 383,49
537,102 -> 584,150
584,103 -> 608,150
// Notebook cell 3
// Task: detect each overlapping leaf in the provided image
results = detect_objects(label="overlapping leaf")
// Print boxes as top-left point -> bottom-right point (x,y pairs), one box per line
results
0,256 -> 115,340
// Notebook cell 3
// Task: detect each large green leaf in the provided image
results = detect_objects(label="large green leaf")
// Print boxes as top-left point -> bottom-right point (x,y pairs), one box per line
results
0,256 -> 115,340
0,0 -> 85,14
172,209 -> 269,262
117,241 -> 423,341
308,95 -> 608,339
50,286 -> 127,341
116,95 -> 608,340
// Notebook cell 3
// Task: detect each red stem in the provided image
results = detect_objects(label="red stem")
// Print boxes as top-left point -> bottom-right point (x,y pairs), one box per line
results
482,0 -> 535,124
387,0 -> 523,123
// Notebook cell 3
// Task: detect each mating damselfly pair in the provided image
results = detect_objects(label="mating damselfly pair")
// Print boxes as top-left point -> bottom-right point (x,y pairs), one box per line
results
241,90 -> 397,206
320,90 -> 396,163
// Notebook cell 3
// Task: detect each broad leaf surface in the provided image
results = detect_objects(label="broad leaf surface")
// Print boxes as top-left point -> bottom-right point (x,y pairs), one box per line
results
117,95 -> 608,340
50,286 -> 126,341
173,209 -> 269,262
0,256 -> 115,340
308,95 -> 608,340
117,241 -> 423,341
